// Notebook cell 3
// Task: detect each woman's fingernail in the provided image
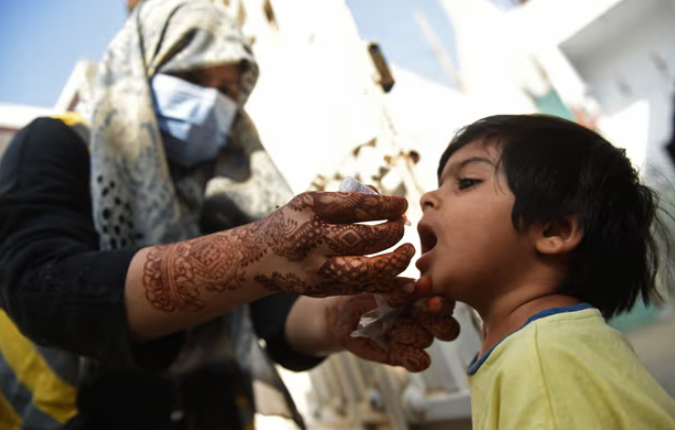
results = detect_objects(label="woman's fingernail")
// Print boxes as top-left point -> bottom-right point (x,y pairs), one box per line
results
427,296 -> 443,313
402,214 -> 412,226
410,280 -> 431,300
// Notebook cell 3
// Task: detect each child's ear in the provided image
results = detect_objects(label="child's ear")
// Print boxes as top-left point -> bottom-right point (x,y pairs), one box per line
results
531,217 -> 583,255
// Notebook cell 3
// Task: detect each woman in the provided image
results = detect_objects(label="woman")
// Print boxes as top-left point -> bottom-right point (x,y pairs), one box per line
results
0,1 -> 459,429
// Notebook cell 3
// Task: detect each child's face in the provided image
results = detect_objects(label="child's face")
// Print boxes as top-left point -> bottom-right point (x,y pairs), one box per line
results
417,141 -> 532,303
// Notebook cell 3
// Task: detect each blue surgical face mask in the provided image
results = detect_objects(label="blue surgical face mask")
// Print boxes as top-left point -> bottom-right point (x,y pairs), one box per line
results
151,73 -> 238,168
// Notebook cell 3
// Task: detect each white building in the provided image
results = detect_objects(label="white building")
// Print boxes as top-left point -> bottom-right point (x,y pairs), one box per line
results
0,104 -> 54,156
443,0 -> 675,182
0,60 -> 96,157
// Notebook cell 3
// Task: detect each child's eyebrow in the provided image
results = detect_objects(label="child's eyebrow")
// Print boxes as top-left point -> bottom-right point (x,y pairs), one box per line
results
440,157 -> 494,185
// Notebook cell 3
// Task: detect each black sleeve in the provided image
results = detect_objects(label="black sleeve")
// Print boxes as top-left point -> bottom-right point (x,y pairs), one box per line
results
250,293 -> 326,372
0,117 -> 182,368
666,92 -> 675,166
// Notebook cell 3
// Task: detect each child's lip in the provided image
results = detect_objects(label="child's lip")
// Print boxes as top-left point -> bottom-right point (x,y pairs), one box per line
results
415,249 -> 434,273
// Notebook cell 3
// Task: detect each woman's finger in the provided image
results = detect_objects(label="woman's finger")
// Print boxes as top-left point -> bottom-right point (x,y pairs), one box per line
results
317,244 -> 415,293
346,336 -> 389,365
375,277 -> 417,308
426,296 -> 444,313
410,276 -> 433,301
324,217 -> 405,256
389,343 -> 431,373
387,317 -> 434,349
411,301 -> 461,342
426,296 -> 456,314
308,192 -> 408,224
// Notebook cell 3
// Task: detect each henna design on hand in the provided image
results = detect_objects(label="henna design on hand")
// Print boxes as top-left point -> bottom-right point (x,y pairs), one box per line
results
325,294 -> 389,363
318,244 -> 415,291
326,286 -> 461,373
142,191 -> 412,311
387,317 -> 434,349
285,192 -> 314,211
412,300 -> 461,342
263,193 -> 406,262
254,192 -> 412,296
254,244 -> 414,297
390,343 -> 431,372
253,272 -> 338,297
142,223 -> 267,312
143,245 -> 206,312
324,221 -> 405,256
311,192 -> 408,222
264,211 -> 323,262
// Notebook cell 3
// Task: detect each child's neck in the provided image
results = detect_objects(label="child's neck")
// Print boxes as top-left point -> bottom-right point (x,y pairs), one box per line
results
478,292 -> 581,356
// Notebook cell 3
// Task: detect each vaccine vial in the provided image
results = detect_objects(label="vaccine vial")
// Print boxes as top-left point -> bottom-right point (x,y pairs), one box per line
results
338,176 -> 411,226
339,176 -> 378,195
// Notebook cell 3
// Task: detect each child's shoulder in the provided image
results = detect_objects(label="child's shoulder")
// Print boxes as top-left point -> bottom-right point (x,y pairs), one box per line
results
471,306 -> 596,375
519,305 -> 619,350
492,306 -> 619,367
471,304 -> 633,378
471,307 -> 675,430
502,305 -> 633,372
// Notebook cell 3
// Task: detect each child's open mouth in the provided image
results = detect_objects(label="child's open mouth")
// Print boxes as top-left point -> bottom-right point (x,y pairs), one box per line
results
418,223 -> 438,255
416,223 -> 437,273
415,223 -> 438,274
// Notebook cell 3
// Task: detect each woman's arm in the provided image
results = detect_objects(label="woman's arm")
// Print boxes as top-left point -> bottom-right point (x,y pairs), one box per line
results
0,118 -> 143,363
283,296 -> 343,357
125,191 -> 414,341
0,118 -> 414,363
124,230 -> 273,341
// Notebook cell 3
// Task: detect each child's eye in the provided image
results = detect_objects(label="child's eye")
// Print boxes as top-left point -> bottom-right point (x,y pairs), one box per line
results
457,177 -> 481,190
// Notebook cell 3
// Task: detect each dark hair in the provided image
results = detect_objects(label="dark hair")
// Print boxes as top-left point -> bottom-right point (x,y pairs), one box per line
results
438,114 -> 660,318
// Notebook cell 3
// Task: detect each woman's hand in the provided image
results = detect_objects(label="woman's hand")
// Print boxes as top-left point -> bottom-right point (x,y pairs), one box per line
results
249,192 -> 415,297
127,191 -> 413,341
324,277 -> 460,372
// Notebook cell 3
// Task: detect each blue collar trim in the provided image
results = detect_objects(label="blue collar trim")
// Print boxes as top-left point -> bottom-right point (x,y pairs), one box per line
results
466,302 -> 593,376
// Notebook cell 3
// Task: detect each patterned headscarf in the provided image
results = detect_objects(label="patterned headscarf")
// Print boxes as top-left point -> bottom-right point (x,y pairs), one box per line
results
90,0 -> 292,249
88,0 -> 301,427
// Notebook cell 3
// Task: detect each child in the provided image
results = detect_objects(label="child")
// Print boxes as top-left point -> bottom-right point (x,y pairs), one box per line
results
416,114 -> 675,429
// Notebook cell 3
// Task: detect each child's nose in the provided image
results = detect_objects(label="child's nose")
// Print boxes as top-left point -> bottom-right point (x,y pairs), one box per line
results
420,190 -> 439,211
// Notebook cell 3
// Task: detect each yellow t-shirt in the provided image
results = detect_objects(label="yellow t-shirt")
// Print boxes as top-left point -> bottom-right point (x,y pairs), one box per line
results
468,304 -> 675,430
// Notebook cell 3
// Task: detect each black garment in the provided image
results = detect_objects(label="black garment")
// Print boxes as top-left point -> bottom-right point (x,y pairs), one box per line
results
0,118 -> 322,428
667,97 -> 675,167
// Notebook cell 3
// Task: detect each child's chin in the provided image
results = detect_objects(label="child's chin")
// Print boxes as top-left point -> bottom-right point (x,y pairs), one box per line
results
432,278 -> 470,302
